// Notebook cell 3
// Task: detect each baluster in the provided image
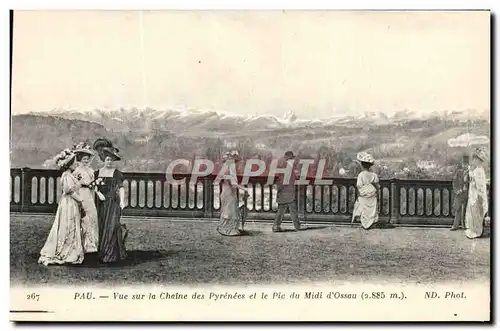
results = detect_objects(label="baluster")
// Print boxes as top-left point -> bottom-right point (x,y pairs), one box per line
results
439,188 -> 443,216
168,183 -> 172,209
423,187 -> 427,216
252,183 -> 256,211
328,184 -> 334,214
430,188 -> 435,216
320,185 -> 324,213
406,186 -> 410,216
260,184 -> 264,212
53,177 -> 58,205
337,185 -> 341,214
161,180 -> 166,208
311,185 -> 316,213
137,180 -> 141,208
45,176 -> 50,205
269,184 -> 273,212
193,180 -> 198,210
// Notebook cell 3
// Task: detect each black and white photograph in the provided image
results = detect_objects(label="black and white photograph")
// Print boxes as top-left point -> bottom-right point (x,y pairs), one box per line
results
8,9 -> 491,321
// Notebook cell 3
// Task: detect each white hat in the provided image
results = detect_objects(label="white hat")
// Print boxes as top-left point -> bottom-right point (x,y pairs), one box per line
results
473,147 -> 489,162
356,152 -> 375,164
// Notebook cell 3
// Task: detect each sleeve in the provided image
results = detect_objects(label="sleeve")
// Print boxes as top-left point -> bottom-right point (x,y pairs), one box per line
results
62,174 -> 82,201
372,173 -> 379,184
356,174 -> 363,189
62,174 -> 76,194
475,169 -> 488,211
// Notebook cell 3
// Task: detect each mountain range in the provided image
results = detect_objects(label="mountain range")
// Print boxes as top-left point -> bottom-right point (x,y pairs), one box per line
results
10,107 -> 491,178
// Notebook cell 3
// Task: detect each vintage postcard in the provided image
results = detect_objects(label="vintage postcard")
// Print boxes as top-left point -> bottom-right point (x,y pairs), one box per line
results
9,10 -> 491,322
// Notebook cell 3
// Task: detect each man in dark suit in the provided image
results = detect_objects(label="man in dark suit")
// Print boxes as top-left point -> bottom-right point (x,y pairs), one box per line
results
272,151 -> 301,232
450,155 -> 470,231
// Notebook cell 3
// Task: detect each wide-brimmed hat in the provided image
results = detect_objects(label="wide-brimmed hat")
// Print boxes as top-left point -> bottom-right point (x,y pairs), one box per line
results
356,152 -> 375,164
473,147 -> 489,162
101,147 -> 121,161
93,138 -> 121,162
284,151 -> 295,160
72,142 -> 94,158
53,149 -> 77,170
229,150 -> 241,160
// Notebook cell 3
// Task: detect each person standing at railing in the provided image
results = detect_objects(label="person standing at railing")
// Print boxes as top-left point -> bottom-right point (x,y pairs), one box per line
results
72,142 -> 100,253
217,150 -> 250,236
273,151 -> 301,232
450,155 -> 470,231
351,152 -> 380,230
38,148 -> 85,266
464,147 -> 489,239
93,138 -> 128,263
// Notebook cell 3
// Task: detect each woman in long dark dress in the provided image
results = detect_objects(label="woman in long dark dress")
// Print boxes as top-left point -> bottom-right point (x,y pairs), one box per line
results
93,139 -> 128,263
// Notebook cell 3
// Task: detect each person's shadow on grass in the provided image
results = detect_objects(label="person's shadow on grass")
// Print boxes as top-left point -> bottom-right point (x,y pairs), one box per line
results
71,250 -> 175,268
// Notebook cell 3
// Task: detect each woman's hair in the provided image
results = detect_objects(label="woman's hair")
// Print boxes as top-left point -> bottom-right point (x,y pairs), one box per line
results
360,161 -> 373,170
60,156 -> 76,172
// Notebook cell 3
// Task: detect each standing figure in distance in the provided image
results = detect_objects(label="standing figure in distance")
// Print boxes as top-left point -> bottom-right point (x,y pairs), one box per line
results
38,148 -> 85,266
72,142 -> 99,253
450,155 -> 470,231
351,152 -> 380,230
93,138 -> 128,263
464,147 -> 489,239
217,150 -> 249,236
273,151 -> 301,232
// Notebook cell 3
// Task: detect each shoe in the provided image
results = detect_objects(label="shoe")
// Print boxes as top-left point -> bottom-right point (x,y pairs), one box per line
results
272,228 -> 283,233
450,227 -> 458,231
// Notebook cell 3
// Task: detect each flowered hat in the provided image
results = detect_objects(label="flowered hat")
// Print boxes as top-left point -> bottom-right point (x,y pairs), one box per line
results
72,142 -> 94,158
356,152 -> 375,164
54,148 -> 77,170
473,147 -> 489,162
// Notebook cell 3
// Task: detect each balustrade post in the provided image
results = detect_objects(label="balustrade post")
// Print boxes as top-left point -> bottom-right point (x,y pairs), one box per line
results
297,185 -> 306,223
203,177 -> 214,218
21,167 -> 32,213
389,178 -> 399,225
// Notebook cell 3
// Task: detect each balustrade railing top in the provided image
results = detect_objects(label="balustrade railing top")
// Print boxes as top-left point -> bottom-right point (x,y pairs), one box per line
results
10,168 -> 490,227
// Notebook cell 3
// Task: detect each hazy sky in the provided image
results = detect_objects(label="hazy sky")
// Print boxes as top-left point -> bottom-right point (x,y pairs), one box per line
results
11,10 -> 490,118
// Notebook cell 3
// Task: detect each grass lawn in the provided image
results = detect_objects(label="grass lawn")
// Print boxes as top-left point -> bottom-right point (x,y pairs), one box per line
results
10,214 -> 490,286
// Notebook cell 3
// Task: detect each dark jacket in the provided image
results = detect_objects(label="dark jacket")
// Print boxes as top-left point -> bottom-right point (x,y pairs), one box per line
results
276,170 -> 298,204
453,166 -> 469,200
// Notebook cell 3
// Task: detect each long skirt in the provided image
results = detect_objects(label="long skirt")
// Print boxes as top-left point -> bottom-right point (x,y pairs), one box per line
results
352,196 -> 379,229
79,187 -> 99,253
464,200 -> 486,239
217,186 -> 241,236
38,195 -> 84,265
96,193 -> 128,263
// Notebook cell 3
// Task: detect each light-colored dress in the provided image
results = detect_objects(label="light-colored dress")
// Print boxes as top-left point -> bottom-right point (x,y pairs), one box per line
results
465,166 -> 488,239
352,170 -> 379,229
73,165 -> 99,253
217,170 -> 241,236
38,171 -> 84,266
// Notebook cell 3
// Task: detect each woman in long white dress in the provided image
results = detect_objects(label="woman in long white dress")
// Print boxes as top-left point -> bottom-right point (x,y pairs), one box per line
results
217,151 -> 249,236
72,143 -> 99,253
464,147 -> 489,239
38,149 -> 85,266
351,152 -> 380,230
